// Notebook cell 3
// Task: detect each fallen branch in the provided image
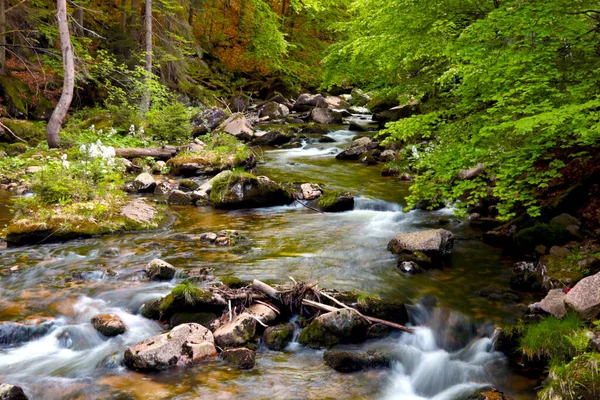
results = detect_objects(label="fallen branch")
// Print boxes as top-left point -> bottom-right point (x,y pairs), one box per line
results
115,146 -> 180,160
294,199 -> 324,214
0,121 -> 26,143
252,279 -> 413,334
302,299 -> 413,333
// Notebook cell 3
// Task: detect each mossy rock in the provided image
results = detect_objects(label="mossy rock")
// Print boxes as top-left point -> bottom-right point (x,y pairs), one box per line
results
316,191 -> 354,212
210,172 -> 293,209
513,223 -> 573,253
0,75 -> 30,115
540,352 -> 600,400
298,320 -> 339,349
263,323 -> 294,351
1,120 -> 47,145
220,276 -> 245,288
154,282 -> 223,322
323,350 -> 391,373
5,142 -> 29,155
536,254 -> 592,291
178,179 -> 200,191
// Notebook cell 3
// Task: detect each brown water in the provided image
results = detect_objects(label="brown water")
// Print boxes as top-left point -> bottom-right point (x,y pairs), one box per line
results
0,129 -> 537,399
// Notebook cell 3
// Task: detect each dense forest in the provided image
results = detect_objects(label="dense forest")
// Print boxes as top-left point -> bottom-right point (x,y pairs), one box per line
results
0,1 -> 599,399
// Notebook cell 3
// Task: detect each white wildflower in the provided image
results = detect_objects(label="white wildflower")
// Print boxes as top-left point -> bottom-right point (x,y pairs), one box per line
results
129,125 -> 136,135
60,154 -> 70,169
90,125 -> 95,134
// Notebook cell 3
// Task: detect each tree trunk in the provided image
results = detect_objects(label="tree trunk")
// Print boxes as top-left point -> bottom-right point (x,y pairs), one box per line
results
120,0 -> 127,29
73,8 -> 83,36
130,0 -> 138,41
46,0 -> 75,148
188,0 -> 193,26
139,0 -> 152,114
0,0 -> 6,75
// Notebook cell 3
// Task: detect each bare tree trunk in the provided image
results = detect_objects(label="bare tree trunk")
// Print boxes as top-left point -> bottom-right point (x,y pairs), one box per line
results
0,0 -> 6,75
139,0 -> 152,114
188,0 -> 194,26
46,0 -> 74,148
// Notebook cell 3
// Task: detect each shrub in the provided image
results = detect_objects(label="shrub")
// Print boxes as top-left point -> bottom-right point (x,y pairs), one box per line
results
146,101 -> 194,143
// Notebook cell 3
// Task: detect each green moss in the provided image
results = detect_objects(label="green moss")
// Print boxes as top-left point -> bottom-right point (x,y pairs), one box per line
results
0,75 -> 30,114
2,120 -> 47,145
317,191 -> 345,209
263,323 -> 294,351
220,276 -> 244,288
519,313 -> 583,364
298,320 -> 339,349
5,142 -> 29,155
513,223 -> 573,253
159,281 -> 213,311
540,352 -> 600,400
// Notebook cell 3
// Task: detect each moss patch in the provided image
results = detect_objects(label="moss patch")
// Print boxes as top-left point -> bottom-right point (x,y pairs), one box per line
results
298,320 -> 339,349
540,352 -> 600,400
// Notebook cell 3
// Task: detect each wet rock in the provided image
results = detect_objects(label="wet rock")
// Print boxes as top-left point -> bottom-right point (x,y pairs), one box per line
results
348,122 -> 368,132
199,232 -> 218,243
379,150 -> 397,162
300,183 -> 322,200
457,163 -> 485,180
565,271 -> 600,319
397,250 -> 432,269
353,137 -> 372,147
132,173 -> 156,193
0,383 -> 28,400
91,314 -> 127,336
550,213 -> 580,229
0,318 -> 55,346
124,323 -> 216,370
101,247 -> 121,257
192,108 -> 228,137
218,113 -> 254,141
258,102 -> 290,119
168,190 -> 193,205
263,323 -> 294,351
349,88 -> 370,107
151,161 -> 166,174
323,350 -> 391,373
510,261 -> 541,292
298,309 -> 369,349
316,191 -> 354,212
310,108 -> 343,125
146,259 -> 176,280
399,173 -> 413,181
478,285 -> 521,302
153,181 -> 172,195
221,347 -> 256,369
549,246 -> 571,257
251,130 -> 293,146
367,323 -> 390,339
210,172 -> 293,209
529,289 -> 567,318
388,229 -> 454,265
397,261 -> 423,274
456,386 -> 512,400
178,179 -> 200,192
382,166 -> 400,177
356,298 -> 409,326
294,93 -> 326,111
214,313 -> 256,347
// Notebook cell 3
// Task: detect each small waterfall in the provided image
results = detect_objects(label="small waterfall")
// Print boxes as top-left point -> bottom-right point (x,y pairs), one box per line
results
382,302 -> 507,400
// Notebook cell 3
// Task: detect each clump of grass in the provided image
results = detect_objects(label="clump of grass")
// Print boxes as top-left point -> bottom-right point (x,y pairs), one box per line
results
159,280 -> 212,311
519,313 -> 583,364
540,352 -> 600,400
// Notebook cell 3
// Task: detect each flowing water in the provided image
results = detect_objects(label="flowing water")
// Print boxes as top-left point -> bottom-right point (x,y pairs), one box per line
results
0,128 -> 537,399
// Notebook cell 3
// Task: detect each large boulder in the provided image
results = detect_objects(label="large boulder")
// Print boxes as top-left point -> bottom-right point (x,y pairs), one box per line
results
323,350 -> 391,373
210,172 -> 293,209
91,314 -> 127,336
258,102 -> 290,119
293,93 -> 326,111
565,272 -> 600,319
251,130 -> 294,146
123,323 -> 216,370
218,113 -> 254,141
220,347 -> 256,369
0,318 -> 55,346
550,213 -> 580,229
335,138 -> 379,161
388,229 -> 454,265
0,384 -> 28,400
214,313 -> 257,348
132,172 -> 156,193
167,190 -> 193,205
298,309 -> 369,349
310,108 -> 343,125
146,259 -> 177,280
324,96 -> 350,109
263,323 -> 294,351
300,183 -> 322,200
528,289 -> 567,319
192,108 -> 228,137
316,191 -> 354,212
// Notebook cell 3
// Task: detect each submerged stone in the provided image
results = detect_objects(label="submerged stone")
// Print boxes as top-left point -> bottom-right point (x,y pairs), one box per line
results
323,350 -> 391,373
263,323 -> 294,351
220,347 -> 256,369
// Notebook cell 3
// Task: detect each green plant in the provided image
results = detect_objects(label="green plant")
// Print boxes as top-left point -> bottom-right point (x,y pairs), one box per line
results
519,313 -> 583,365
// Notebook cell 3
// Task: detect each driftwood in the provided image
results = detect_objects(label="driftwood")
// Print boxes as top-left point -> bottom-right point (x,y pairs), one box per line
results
251,279 -> 414,334
115,146 -> 180,160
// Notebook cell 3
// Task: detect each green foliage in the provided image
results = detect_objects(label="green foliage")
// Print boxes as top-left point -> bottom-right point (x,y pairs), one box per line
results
540,352 -> 600,400
325,0 -> 600,220
159,281 -> 212,311
146,102 -> 194,143
519,313 -> 583,365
